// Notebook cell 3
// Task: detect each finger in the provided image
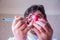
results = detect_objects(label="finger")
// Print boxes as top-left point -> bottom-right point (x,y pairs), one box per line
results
12,16 -> 18,26
12,21 -> 22,30
45,23 -> 53,33
33,22 -> 46,33
39,27 -> 46,33
38,18 -> 47,22
35,21 -> 46,27
33,22 -> 41,31
15,18 -> 27,29
26,14 -> 33,23
15,16 -> 24,20
26,13 -> 32,19
32,27 -> 41,36
35,20 -> 48,32
19,22 -> 27,31
37,19 -> 52,33
38,18 -> 48,25
13,19 -> 25,30
12,16 -> 23,26
24,21 -> 33,33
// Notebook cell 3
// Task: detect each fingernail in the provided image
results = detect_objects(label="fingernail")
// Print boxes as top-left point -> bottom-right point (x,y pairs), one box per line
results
15,16 -> 18,18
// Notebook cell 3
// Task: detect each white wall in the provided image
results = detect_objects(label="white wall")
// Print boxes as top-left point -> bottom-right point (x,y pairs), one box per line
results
47,15 -> 60,40
0,0 -> 60,15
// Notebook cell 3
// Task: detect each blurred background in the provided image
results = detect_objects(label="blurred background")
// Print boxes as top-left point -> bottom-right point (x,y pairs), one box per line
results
0,0 -> 60,40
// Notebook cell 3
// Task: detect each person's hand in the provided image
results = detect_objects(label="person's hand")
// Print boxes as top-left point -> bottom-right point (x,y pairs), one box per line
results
12,16 -> 32,40
32,18 -> 53,40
